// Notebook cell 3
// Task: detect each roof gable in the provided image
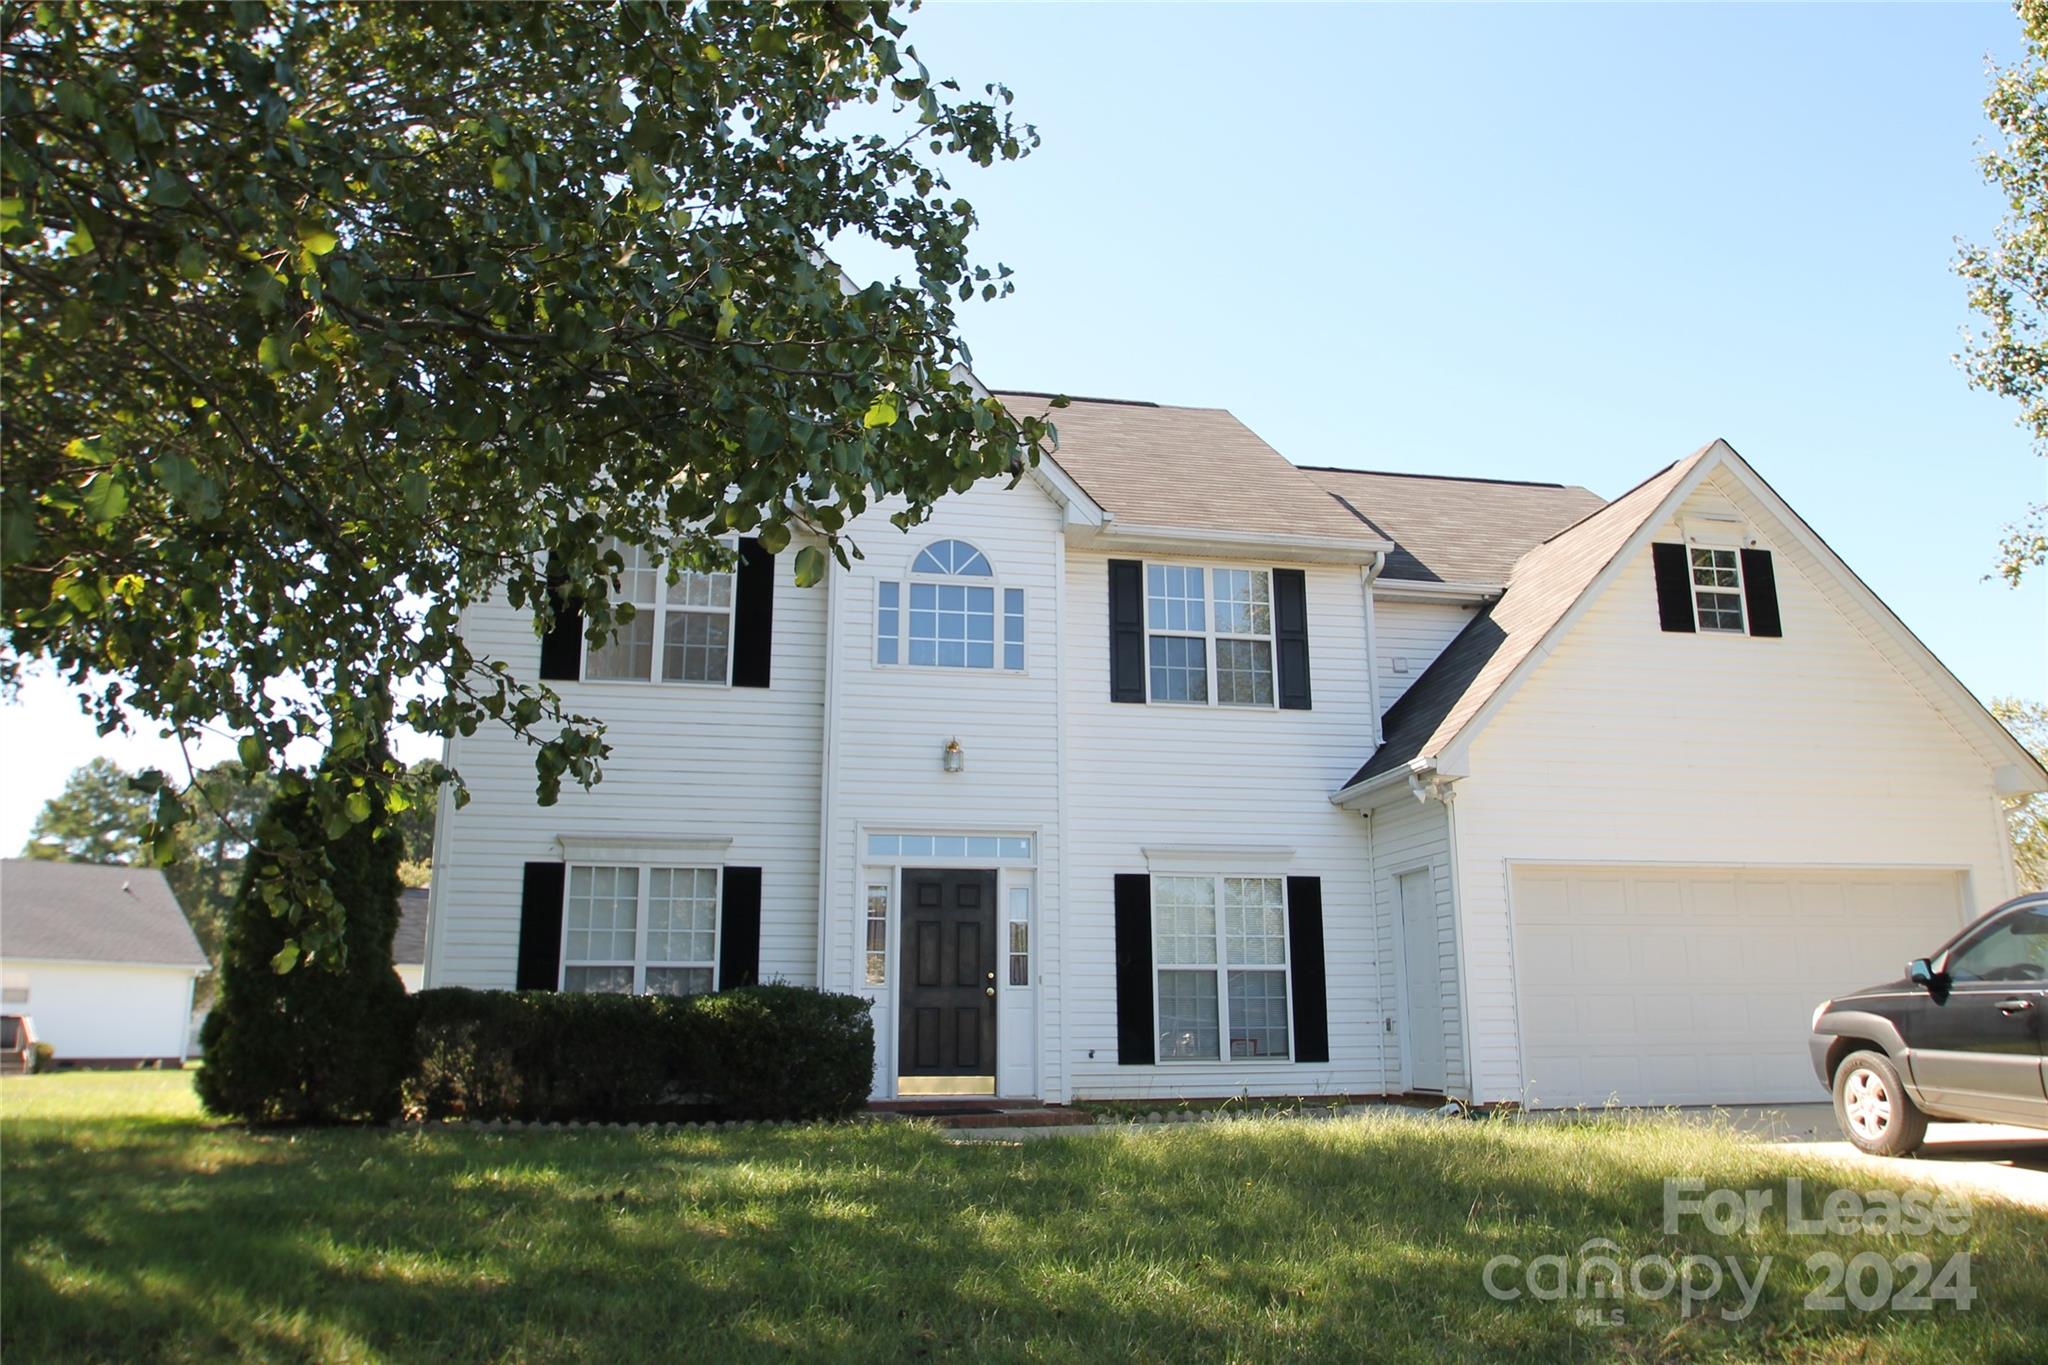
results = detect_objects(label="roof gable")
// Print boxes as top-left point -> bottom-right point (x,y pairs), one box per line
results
1337,441 -> 2048,800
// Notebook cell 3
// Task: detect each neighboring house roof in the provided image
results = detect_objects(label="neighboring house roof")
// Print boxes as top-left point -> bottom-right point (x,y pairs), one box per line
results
1338,440 -> 2048,800
394,887 -> 429,968
995,392 -> 1385,550
1301,467 -> 1606,586
0,859 -> 209,970
1342,448 -> 1712,791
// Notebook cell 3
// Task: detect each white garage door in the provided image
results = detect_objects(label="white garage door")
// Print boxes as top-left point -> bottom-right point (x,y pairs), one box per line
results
1512,866 -> 1968,1107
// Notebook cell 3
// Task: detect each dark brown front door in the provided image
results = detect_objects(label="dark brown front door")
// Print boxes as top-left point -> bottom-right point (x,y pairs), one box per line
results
898,869 -> 998,1093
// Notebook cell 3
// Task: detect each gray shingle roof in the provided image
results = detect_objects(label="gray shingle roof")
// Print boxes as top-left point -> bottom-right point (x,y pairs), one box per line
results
0,859 -> 209,969
996,393 -> 1384,546
1301,467 -> 1606,585
1343,449 -> 1710,790
393,887 -> 429,968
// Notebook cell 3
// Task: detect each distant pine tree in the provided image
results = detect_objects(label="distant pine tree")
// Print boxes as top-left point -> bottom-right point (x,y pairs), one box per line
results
197,752 -> 409,1124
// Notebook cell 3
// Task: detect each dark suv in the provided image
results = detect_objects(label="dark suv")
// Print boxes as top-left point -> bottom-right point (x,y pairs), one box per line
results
1809,892 -> 2048,1156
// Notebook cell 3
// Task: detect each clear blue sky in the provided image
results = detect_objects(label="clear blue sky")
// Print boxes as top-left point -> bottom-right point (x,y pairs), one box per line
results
2,2 -> 2043,850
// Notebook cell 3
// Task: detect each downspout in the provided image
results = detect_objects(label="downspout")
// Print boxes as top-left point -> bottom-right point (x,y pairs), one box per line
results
813,545 -> 843,990
1052,524 -> 1072,1103
1439,782 -> 1478,1105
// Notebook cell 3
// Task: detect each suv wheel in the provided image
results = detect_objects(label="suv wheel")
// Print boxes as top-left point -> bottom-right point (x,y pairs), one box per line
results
1832,1049 -> 1928,1157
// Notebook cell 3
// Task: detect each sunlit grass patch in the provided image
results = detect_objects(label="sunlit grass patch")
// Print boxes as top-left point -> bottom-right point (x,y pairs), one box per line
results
3,1071 -> 2045,1362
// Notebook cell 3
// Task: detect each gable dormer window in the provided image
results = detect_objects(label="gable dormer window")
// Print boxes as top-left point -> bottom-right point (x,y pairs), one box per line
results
1689,548 -> 1746,633
584,537 -> 737,684
876,539 -> 1025,671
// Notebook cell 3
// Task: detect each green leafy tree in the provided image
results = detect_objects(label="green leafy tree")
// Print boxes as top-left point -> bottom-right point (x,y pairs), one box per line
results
1959,0 -> 2048,585
1993,698 -> 2048,892
196,746 -> 409,1123
19,756 -> 151,864
2,1 -> 1052,962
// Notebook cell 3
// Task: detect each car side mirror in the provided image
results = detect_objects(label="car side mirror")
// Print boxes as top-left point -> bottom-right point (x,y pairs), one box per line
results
1906,958 -> 1945,992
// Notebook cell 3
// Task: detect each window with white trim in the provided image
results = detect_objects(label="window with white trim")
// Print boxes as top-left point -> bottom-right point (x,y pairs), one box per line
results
1145,564 -> 1274,706
1008,886 -> 1031,986
1153,875 -> 1291,1061
875,539 -> 1024,670
584,538 -> 736,683
864,882 -> 889,986
1689,547 -> 1745,634
561,863 -> 719,995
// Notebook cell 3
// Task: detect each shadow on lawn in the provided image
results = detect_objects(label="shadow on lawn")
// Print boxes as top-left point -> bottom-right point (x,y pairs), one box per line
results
5,1115 -> 2047,1362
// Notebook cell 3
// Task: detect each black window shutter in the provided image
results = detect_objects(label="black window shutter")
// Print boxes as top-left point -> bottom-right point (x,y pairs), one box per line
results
1113,874 -> 1154,1064
1285,876 -> 1329,1063
1650,543 -> 1696,633
1108,559 -> 1146,703
1273,568 -> 1312,710
1739,548 -> 1782,638
731,538 -> 775,688
719,866 -> 763,989
538,552 -> 585,680
515,862 -> 567,990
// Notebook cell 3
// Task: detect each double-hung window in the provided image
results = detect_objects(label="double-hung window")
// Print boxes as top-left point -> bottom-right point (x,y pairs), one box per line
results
1153,875 -> 1291,1061
1688,548 -> 1745,634
561,863 -> 720,995
1145,564 -> 1274,705
876,539 -> 1025,671
584,538 -> 736,683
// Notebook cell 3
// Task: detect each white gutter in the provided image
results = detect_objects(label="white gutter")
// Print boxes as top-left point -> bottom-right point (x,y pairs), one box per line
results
1329,758 -> 1437,810
1073,519 -> 1393,565
1372,578 -> 1504,604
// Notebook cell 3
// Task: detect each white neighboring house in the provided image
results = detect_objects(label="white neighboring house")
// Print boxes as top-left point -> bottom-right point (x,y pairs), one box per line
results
0,860 -> 209,1065
393,887 -> 429,992
424,391 -> 2046,1109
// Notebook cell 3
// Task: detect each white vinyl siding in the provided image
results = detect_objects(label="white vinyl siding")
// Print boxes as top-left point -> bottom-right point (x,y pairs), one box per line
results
426,544 -> 823,993
1373,599 -> 1477,714
1451,472 -> 2020,1103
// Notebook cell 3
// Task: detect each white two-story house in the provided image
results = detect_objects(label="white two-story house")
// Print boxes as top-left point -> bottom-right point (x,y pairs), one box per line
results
424,391 -> 2044,1109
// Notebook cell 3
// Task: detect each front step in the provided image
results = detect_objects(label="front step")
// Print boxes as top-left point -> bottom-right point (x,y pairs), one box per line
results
868,1100 -> 1095,1130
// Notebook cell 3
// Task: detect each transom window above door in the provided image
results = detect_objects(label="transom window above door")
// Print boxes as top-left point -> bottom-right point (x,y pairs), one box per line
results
1145,564 -> 1275,706
877,539 -> 1024,671
583,537 -> 737,684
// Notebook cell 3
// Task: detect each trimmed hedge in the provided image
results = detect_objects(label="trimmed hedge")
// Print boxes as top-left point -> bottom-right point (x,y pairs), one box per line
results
403,985 -> 874,1123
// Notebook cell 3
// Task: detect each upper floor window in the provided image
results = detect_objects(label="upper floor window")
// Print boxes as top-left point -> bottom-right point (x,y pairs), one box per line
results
1146,564 -> 1274,706
584,538 -> 736,684
877,539 -> 1024,671
1689,548 -> 1745,634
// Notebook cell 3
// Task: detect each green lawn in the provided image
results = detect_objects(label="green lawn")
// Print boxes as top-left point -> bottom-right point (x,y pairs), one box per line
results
4,1072 -> 2046,1363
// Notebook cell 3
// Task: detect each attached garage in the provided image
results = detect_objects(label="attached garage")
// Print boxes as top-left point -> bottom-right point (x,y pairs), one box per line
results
1511,866 -> 1971,1107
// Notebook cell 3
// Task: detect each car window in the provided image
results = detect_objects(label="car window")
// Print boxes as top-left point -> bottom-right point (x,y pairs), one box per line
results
1946,907 -> 2048,983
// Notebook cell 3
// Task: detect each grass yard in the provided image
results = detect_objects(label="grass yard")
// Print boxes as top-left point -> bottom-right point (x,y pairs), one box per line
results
4,1073 -> 2047,1362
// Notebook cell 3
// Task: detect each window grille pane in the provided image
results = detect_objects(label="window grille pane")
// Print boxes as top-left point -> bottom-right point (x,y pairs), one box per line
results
877,581 -> 900,664
907,581 -> 996,668
1157,970 -> 1220,1060
645,967 -> 714,997
866,835 -> 899,857
585,613 -> 654,679
1008,887 -> 1030,986
1228,970 -> 1290,1058
1214,639 -> 1274,706
913,539 -> 991,576
967,836 -> 1001,858
661,610 -> 730,682
1223,878 -> 1287,965
607,539 -> 660,605
1146,564 -> 1206,633
565,865 -> 638,962
1153,876 -> 1218,964
1004,589 -> 1024,669
932,835 -> 967,858
1212,568 -> 1272,636
1148,635 -> 1208,702
1694,591 -> 1744,633
645,867 -> 718,963
1000,837 -> 1033,859
564,965 -> 635,994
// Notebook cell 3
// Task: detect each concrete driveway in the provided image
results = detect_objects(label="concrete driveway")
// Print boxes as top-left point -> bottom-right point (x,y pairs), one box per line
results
1691,1102 -> 2048,1213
